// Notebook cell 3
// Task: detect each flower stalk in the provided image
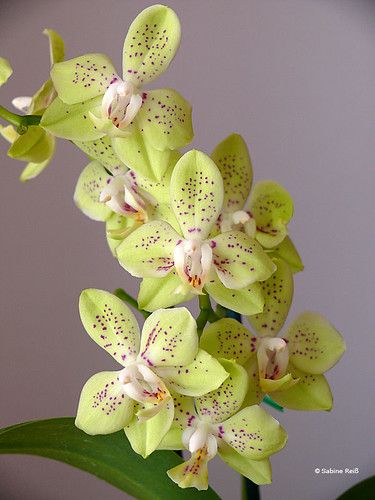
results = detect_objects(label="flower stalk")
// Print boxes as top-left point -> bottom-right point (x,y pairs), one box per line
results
113,288 -> 149,319
0,104 -> 41,133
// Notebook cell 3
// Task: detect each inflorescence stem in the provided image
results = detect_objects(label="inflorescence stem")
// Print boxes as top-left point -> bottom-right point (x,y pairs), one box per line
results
0,105 -> 41,134
113,288 -> 150,319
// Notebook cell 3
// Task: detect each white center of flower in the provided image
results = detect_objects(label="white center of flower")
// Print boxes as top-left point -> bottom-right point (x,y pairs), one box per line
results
100,173 -> 148,221
118,362 -> 168,405
257,337 -> 289,380
102,77 -> 143,129
173,239 -> 213,292
182,420 -> 218,459
220,210 -> 256,238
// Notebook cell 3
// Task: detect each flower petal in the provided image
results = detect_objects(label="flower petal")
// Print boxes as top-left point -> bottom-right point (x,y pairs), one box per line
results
167,450 -> 210,490
74,136 -> 126,172
0,124 -> 18,143
0,56 -> 12,86
19,155 -> 53,182
29,79 -> 56,115
138,273 -> 194,312
51,54 -> 117,104
204,275 -> 264,316
8,126 -> 54,163
156,349 -> 228,397
220,405 -> 287,459
200,318 -> 256,366
219,444 -> 272,484
249,180 -> 294,249
268,236 -> 304,273
284,312 -> 346,374
75,370 -> 134,435
41,96 -> 104,141
212,231 -> 276,289
112,127 -> 173,181
195,359 -> 247,423
248,258 -> 293,337
135,88 -> 193,150
211,134 -> 253,212
106,214 -> 138,256
158,393 -> 196,450
43,28 -> 65,65
259,373 -> 299,393
123,5 -> 180,85
242,357 -> 263,406
271,366 -> 333,411
124,398 -> 174,458
139,307 -> 198,367
79,288 -> 140,366
74,161 -> 113,221
171,150 -> 224,240
116,220 -> 179,278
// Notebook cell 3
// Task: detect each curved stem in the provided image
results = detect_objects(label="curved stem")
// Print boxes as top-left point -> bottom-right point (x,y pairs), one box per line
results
0,105 -> 41,133
196,294 -> 219,335
113,288 -> 149,319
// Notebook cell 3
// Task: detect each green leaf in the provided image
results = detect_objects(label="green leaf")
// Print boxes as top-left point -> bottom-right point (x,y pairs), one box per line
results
0,418 -> 220,499
337,476 -> 375,500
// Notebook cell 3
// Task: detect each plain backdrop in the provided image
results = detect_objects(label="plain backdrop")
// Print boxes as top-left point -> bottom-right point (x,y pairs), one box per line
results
0,1 -> 374,499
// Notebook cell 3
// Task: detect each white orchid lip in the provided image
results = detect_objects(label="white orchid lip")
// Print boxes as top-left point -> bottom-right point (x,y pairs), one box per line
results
118,362 -> 169,406
173,239 -> 213,292
257,337 -> 289,380
102,77 -> 143,129
100,173 -> 149,221
220,209 -> 256,238
183,420 -> 218,459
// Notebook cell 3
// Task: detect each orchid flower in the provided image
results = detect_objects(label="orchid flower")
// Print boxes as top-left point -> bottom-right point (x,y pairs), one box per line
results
0,57 -> 12,87
211,134 -> 303,271
201,259 -> 345,410
158,359 -> 287,490
116,149 -> 276,314
74,152 -> 180,255
76,289 -> 228,457
41,5 -> 193,181
0,30 -> 64,181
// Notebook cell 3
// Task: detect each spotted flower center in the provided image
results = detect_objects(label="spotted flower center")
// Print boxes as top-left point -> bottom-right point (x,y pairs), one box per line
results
220,210 -> 256,238
100,173 -> 148,221
118,362 -> 168,408
173,239 -> 213,292
257,337 -> 289,380
102,77 -> 143,129
182,420 -> 218,459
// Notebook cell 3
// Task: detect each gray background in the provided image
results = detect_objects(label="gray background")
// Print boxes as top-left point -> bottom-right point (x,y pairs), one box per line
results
0,0 -> 374,499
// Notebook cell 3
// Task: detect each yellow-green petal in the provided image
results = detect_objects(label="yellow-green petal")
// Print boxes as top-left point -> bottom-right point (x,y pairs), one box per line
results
211,133 -> 253,212
167,451 -> 210,490
249,180 -> 294,249
259,373 -> 299,393
123,5 -> 180,85
139,307 -> 198,367
135,88 -> 193,151
156,349 -> 228,397
43,28 -> 65,65
248,258 -> 293,337
0,124 -> 18,143
8,126 -> 54,163
75,370 -> 134,435
268,236 -> 304,273
74,161 -> 113,221
116,220 -> 179,278
41,96 -> 104,141
200,318 -> 256,366
138,273 -> 194,312
242,356 -> 263,406
19,139 -> 55,181
285,312 -> 346,374
125,398 -> 174,458
212,231 -> 276,289
79,288 -> 140,366
74,136 -> 125,172
51,53 -> 117,104
171,150 -> 224,240
0,56 -> 12,86
204,275 -> 265,316
219,444 -> 272,484
195,359 -> 247,423
220,405 -> 287,459
106,214 -> 138,256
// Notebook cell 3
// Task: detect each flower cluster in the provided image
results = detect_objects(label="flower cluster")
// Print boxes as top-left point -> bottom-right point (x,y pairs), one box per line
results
0,4 -> 345,491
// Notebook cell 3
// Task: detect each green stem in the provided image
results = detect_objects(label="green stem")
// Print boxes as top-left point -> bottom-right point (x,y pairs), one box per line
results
196,295 -> 219,335
113,288 -> 149,319
0,105 -> 41,134
262,395 -> 284,412
242,475 -> 260,500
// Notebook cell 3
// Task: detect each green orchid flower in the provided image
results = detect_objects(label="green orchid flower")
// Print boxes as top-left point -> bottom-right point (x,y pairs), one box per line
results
116,149 -> 276,314
74,152 -> 180,255
211,134 -> 303,270
41,5 -> 193,181
158,359 -> 287,490
201,262 -> 345,411
0,57 -> 12,87
76,289 -> 228,457
0,30 -> 64,181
